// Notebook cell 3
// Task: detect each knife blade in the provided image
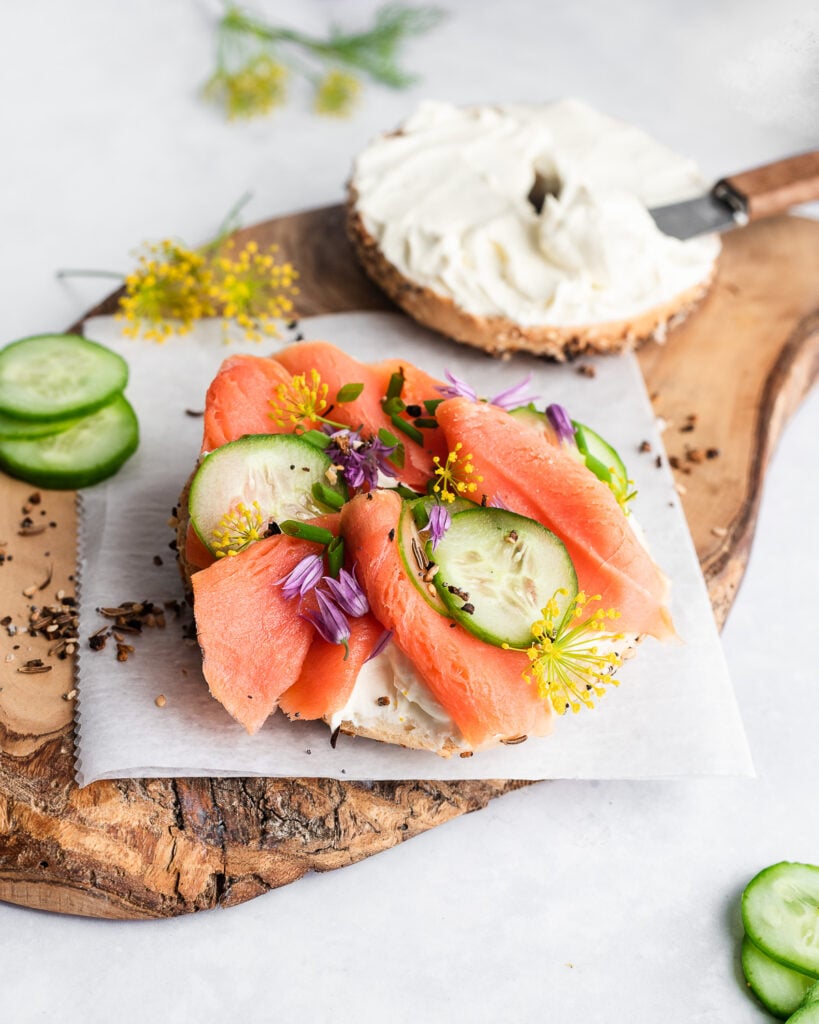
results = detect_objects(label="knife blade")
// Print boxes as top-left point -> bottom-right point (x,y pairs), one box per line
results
649,150 -> 819,240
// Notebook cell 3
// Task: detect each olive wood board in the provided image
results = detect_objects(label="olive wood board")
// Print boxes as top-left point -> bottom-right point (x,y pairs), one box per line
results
0,207 -> 817,920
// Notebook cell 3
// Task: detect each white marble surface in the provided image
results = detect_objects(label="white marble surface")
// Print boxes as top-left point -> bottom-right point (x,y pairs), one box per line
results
1,1 -> 818,1021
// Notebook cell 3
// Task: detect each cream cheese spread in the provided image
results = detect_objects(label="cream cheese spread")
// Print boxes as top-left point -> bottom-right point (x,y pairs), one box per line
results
329,642 -> 466,751
351,99 -> 720,328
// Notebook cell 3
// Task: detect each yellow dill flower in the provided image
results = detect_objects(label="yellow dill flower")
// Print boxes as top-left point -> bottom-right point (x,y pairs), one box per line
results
204,54 -> 288,120
270,369 -> 329,428
117,241 -> 216,342
211,500 -> 266,557
211,240 -> 299,342
432,443 -> 484,503
522,591 -> 625,715
314,70 -> 361,117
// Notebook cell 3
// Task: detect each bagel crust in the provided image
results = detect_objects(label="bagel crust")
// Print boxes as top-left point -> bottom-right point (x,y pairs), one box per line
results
346,100 -> 720,360
346,187 -> 714,361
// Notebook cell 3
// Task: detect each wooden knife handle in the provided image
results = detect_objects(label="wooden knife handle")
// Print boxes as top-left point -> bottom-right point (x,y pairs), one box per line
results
718,151 -> 819,221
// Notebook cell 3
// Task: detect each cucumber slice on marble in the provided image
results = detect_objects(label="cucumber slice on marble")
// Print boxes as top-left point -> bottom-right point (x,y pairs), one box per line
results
741,935 -> 816,1019
189,433 -> 346,555
426,507 -> 577,648
742,863 -> 819,979
0,394 -> 138,489
788,1003 -> 819,1023
0,334 -> 128,421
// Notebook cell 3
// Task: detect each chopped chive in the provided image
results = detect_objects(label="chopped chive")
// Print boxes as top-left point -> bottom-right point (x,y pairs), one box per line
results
279,521 -> 335,545
386,368 -> 405,401
389,442 -> 405,469
379,427 -> 405,468
313,481 -> 345,510
298,429 -> 332,450
390,413 -> 424,445
423,398 -> 444,414
327,536 -> 344,578
382,395 -> 406,416
389,484 -> 422,500
413,417 -> 438,429
336,382 -> 364,403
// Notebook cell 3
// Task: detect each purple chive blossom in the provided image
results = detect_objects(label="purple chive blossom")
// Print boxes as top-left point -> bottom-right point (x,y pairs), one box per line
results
325,428 -> 397,489
435,369 -> 478,403
489,373 -> 541,411
304,589 -> 351,657
365,628 -> 394,663
322,566 -> 369,618
546,403 -> 576,446
488,494 -> 510,510
426,503 -> 451,550
275,553 -> 324,600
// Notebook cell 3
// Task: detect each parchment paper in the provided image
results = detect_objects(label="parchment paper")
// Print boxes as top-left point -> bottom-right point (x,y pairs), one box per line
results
74,313 -> 753,785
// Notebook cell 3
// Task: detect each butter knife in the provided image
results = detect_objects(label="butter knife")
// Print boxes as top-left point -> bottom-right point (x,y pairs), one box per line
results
650,150 -> 819,240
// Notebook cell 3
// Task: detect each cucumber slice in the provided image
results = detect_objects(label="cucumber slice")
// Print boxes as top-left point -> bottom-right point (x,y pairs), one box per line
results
427,507 -> 577,648
508,404 -> 555,442
0,395 -> 138,489
573,421 -> 630,495
410,494 -> 475,529
0,408 -> 83,440
397,500 -> 449,616
788,1004 -> 819,1022
742,863 -> 819,978
741,935 -> 816,1019
189,434 -> 345,555
0,334 -> 129,421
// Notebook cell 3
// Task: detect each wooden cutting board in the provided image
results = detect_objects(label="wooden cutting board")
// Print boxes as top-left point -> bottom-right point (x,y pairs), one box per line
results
1,207 -> 818,919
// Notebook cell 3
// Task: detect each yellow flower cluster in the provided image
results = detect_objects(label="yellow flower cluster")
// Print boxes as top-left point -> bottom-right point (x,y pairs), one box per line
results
203,55 -> 288,120
270,369 -> 329,428
117,238 -> 299,343
314,70 -> 361,117
522,591 -> 624,715
119,242 -> 215,342
211,500 -> 266,557
432,443 -> 484,503
213,240 -> 298,342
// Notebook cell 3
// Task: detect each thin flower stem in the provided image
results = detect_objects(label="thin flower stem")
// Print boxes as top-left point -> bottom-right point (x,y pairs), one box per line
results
56,269 -> 126,280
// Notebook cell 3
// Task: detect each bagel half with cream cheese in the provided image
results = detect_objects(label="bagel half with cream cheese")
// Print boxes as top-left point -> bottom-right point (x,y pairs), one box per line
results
347,100 -> 720,360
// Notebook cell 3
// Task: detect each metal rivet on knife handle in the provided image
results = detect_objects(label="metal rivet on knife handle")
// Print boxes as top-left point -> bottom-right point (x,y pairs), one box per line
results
717,150 -> 819,223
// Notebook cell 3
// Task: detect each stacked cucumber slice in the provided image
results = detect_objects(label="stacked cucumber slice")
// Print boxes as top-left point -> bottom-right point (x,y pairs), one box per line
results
0,334 -> 138,489
741,862 -> 819,1020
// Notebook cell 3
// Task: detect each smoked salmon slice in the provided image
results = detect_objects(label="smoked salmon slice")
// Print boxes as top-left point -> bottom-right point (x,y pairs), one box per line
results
278,612 -> 386,721
192,533 -> 322,733
340,490 -> 553,747
275,340 -> 443,491
435,397 -> 674,640
201,353 -> 292,453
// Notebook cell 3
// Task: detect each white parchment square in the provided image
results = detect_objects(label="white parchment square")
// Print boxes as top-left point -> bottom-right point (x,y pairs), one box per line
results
74,313 -> 753,785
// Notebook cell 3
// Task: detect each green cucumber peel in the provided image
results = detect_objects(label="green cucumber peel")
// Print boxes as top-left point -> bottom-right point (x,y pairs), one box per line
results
189,433 -> 344,555
425,507 -> 578,649
742,862 -> 819,980
0,394 -> 138,490
741,935 -> 816,1019
0,333 -> 129,421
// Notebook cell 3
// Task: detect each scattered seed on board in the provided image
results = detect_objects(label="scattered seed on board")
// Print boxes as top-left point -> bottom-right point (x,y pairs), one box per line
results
155,694 -> 167,708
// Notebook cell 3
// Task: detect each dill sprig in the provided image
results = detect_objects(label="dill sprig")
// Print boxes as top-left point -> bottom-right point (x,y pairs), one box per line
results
204,3 -> 446,119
